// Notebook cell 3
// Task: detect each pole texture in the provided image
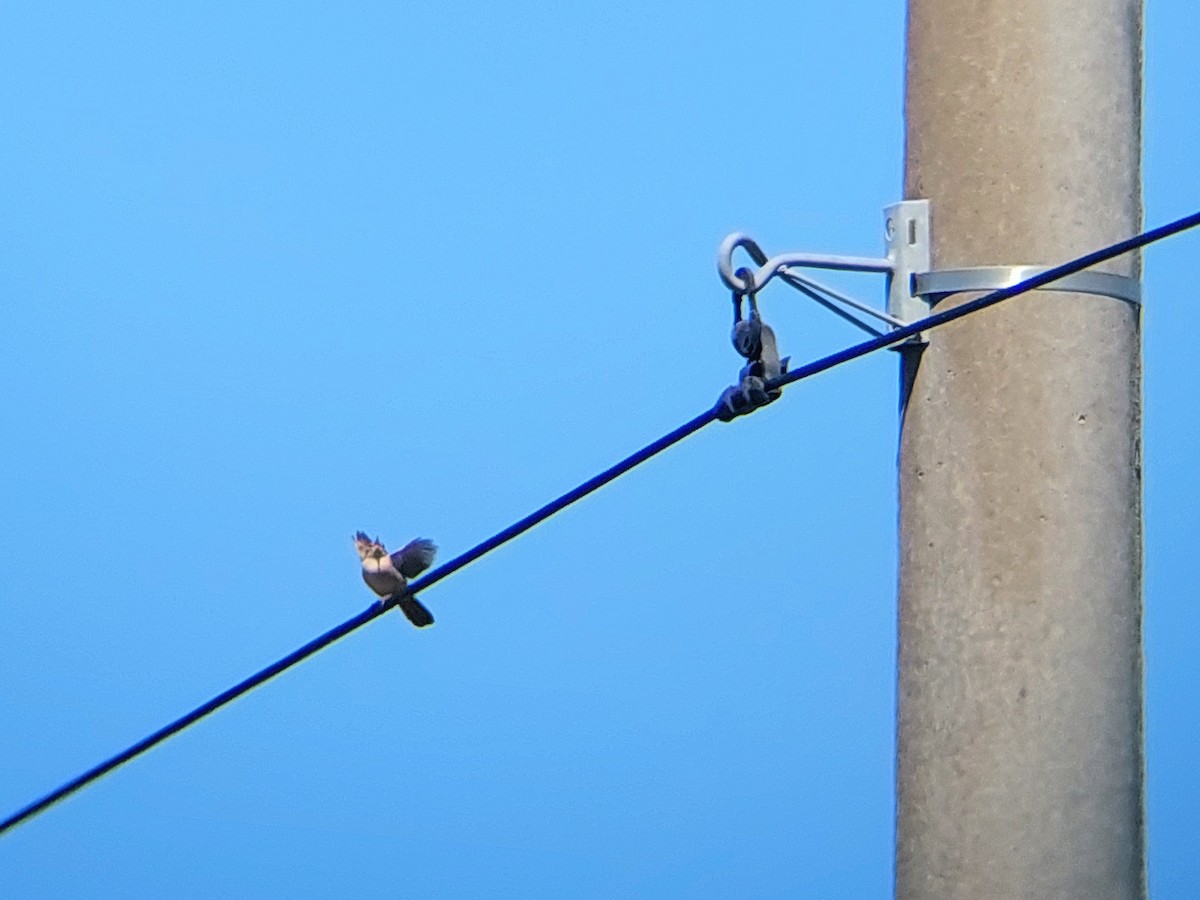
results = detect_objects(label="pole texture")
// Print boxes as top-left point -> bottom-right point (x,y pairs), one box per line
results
897,2 -> 1144,897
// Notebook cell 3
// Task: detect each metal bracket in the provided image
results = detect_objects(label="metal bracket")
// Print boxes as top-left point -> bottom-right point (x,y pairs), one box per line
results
715,199 -> 1141,349
717,200 -> 933,345
885,200 -> 932,343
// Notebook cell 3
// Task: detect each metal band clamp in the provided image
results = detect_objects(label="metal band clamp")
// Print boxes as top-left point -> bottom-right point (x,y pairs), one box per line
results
914,266 -> 1141,305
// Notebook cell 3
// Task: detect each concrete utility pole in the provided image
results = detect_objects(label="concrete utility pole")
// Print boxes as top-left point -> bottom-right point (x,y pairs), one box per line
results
896,2 -> 1144,897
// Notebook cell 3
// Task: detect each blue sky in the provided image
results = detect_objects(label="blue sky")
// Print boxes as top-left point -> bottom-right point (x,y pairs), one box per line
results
2,2 -> 1197,896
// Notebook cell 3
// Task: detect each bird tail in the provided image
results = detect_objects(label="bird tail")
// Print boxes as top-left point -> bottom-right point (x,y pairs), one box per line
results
396,594 -> 434,628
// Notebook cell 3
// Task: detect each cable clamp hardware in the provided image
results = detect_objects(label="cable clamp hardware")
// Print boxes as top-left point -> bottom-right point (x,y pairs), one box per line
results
716,267 -> 791,421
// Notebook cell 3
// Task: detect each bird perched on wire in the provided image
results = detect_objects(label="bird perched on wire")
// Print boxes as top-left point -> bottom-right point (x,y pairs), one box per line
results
354,531 -> 438,627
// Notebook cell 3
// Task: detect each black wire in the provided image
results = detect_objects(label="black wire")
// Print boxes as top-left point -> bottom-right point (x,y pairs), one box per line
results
407,408 -> 720,595
3,209 -> 1197,838
0,408 -> 719,837
0,605 -> 385,837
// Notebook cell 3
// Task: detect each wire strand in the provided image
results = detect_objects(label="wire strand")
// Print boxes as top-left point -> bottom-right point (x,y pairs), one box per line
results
3,209 -> 1197,838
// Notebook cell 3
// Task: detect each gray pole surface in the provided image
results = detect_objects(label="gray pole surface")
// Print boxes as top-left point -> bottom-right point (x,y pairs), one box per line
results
897,2 -> 1144,897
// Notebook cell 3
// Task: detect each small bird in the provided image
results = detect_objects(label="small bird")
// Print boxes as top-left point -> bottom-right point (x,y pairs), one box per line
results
354,531 -> 438,627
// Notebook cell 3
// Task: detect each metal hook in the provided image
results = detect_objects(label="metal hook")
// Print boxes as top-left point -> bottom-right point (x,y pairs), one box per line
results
717,231 -> 893,295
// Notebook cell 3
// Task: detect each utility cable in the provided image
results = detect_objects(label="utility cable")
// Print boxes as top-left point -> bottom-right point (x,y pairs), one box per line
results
0,409 -> 719,838
2,209 -> 1198,838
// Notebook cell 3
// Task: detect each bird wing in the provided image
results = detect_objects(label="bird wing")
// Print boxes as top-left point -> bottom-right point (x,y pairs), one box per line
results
392,538 -> 437,578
